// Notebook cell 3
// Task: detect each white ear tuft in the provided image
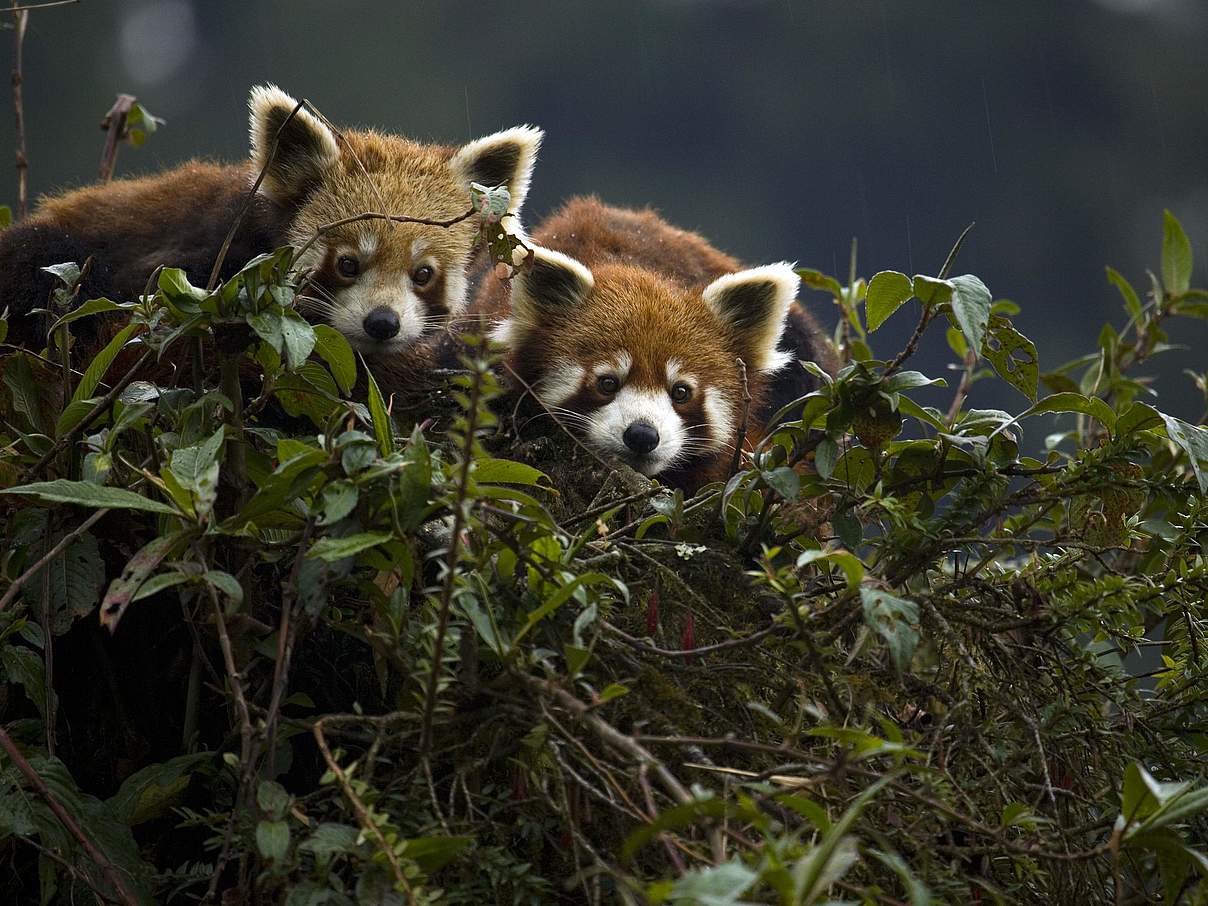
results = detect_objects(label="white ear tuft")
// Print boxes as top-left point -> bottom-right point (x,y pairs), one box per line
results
248,84 -> 340,205
449,125 -> 543,215
702,262 -> 799,373
508,247 -> 594,333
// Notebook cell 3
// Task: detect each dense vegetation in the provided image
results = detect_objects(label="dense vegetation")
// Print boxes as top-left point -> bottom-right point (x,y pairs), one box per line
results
2,121 -> 1208,906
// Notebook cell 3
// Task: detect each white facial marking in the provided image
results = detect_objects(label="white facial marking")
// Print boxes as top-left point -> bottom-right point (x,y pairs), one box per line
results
327,269 -> 428,355
588,385 -> 685,476
593,351 -> 632,382
358,234 -> 379,259
702,387 -> 735,453
410,239 -> 428,259
536,363 -> 587,408
445,267 -> 470,315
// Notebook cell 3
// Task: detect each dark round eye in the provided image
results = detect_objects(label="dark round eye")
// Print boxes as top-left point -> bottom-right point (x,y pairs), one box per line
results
597,375 -> 620,395
412,265 -> 434,287
670,382 -> 693,404
336,255 -> 360,279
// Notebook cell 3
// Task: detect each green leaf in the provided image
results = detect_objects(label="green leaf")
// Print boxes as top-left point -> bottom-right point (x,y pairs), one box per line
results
48,297 -> 134,331
763,466 -> 800,499
1,479 -> 178,515
361,357 -> 393,457
866,271 -> 914,331
814,436 -> 839,480
56,322 -> 140,436
1014,392 -> 1117,431
1106,266 -> 1143,320
312,324 -> 356,394
0,646 -> 54,722
949,274 -> 992,358
3,352 -> 43,431
318,480 -> 358,526
256,820 -> 290,862
168,426 -> 224,520
280,310 -> 317,370
796,267 -> 845,299
1116,401 -> 1163,436
797,549 -> 864,590
860,587 -> 919,676
108,753 -> 211,826
516,573 -> 626,644
258,780 -> 291,819
1160,413 -> 1208,494
248,310 -> 284,354
475,457 -> 550,486
100,531 -> 193,632
982,316 -> 1038,402
911,274 -> 953,306
306,531 -> 393,562
400,836 -> 474,873
1162,209 -> 1192,297
24,531 -> 104,635
669,861 -> 757,906
868,848 -> 932,906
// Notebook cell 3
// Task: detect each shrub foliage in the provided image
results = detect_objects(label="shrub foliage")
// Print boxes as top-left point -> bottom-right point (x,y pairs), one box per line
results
1,186 -> 1207,905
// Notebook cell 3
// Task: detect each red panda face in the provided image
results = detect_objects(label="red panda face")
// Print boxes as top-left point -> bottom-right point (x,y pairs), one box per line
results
497,250 -> 798,478
247,85 -> 541,356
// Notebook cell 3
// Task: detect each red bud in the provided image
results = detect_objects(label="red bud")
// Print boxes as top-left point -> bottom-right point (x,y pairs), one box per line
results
646,590 -> 660,636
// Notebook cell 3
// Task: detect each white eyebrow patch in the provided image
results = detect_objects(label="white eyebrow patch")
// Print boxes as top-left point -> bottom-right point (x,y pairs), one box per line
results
592,351 -> 632,381
358,234 -> 379,258
665,357 -> 698,387
410,239 -> 429,259
536,362 -> 587,408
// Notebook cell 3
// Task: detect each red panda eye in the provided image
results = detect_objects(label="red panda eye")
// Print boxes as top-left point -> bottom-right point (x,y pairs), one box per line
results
412,265 -> 434,287
597,375 -> 620,395
671,383 -> 692,404
336,255 -> 360,279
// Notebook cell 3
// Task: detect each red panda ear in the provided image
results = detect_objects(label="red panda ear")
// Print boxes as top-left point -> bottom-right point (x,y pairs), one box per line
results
448,126 -> 543,215
248,85 -> 340,206
494,248 -> 593,346
702,263 -> 799,373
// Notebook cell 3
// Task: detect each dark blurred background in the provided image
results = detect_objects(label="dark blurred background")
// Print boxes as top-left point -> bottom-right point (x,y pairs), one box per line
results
3,0 -> 1206,425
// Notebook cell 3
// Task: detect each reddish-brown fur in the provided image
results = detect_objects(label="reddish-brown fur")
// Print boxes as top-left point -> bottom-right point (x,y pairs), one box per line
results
472,197 -> 834,491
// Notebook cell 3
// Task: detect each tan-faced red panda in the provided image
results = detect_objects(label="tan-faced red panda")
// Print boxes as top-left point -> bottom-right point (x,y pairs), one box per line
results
0,85 -> 542,362
473,198 -> 833,491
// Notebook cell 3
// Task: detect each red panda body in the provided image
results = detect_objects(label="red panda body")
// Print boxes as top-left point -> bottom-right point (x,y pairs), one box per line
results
475,197 -> 832,491
0,86 -> 542,370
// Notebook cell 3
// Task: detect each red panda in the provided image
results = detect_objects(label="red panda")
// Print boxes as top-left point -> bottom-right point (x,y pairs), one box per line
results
473,197 -> 832,491
0,85 -> 542,363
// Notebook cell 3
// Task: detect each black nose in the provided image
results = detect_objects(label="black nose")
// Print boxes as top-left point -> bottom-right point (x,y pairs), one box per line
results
363,307 -> 400,341
623,421 -> 660,455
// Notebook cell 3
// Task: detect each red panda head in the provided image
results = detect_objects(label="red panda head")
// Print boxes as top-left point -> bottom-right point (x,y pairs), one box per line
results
248,85 -> 541,356
496,248 -> 799,479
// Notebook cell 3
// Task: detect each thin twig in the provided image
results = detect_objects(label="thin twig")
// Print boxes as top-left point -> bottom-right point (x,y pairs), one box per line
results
24,348 -> 154,479
313,719 -> 419,904
291,208 -> 476,267
10,0 -> 29,219
263,519 -> 315,778
205,99 -> 305,291
97,93 -> 136,182
0,726 -> 140,905
6,0 -> 77,11
419,362 -> 482,753
602,621 -> 781,659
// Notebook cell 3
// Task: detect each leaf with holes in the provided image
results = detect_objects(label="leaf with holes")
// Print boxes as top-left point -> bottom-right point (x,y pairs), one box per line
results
861,587 -> 919,676
100,531 -> 194,632
982,315 -> 1038,401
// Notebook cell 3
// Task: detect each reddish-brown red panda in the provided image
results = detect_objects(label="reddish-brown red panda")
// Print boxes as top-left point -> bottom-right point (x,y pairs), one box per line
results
473,198 -> 831,490
0,85 -> 542,361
